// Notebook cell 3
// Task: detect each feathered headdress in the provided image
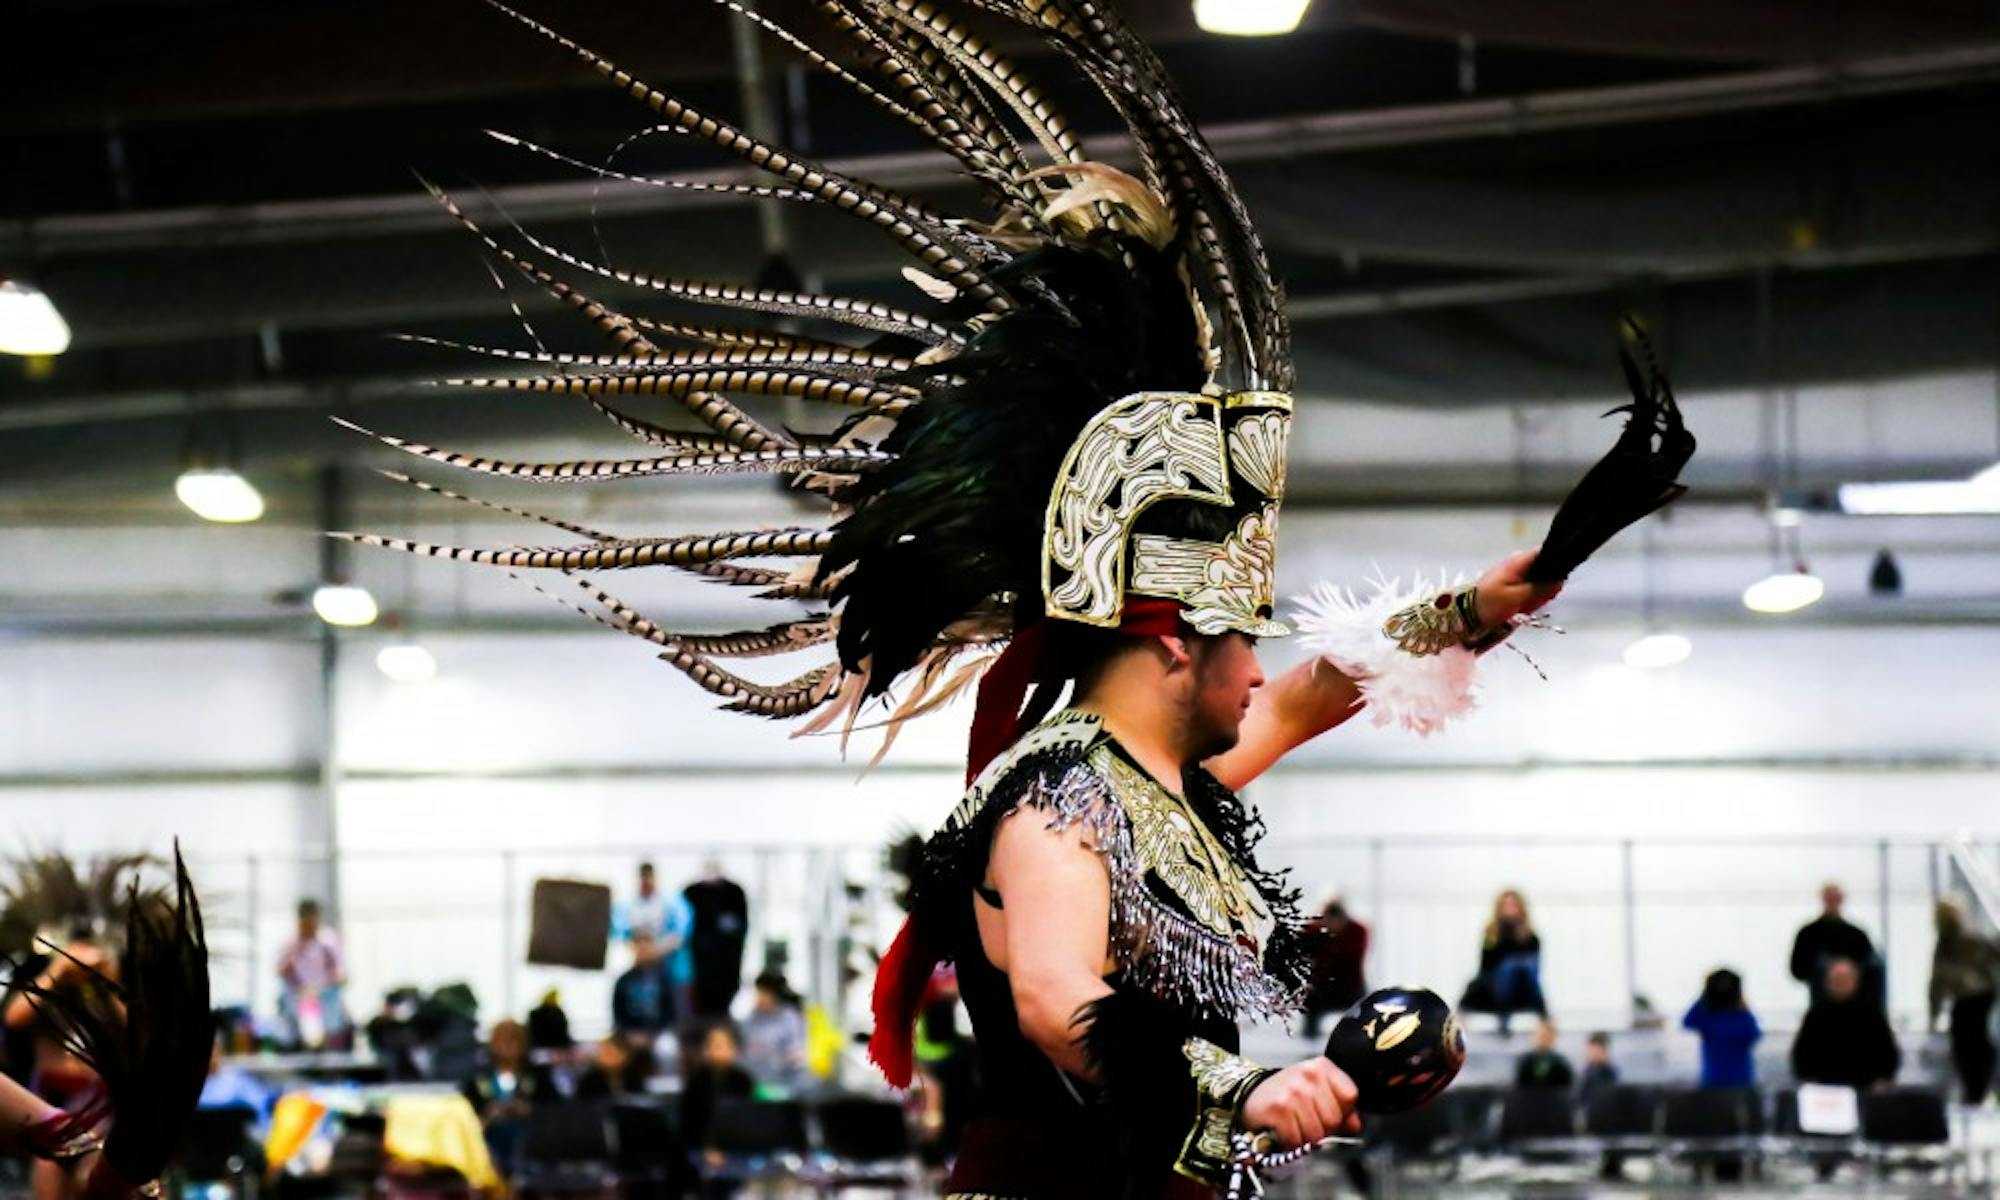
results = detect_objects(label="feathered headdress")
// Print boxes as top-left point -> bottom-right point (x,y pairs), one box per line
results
338,0 -> 1298,764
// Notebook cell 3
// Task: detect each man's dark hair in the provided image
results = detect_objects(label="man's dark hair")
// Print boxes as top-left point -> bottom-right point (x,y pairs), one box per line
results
297,899 -> 321,920
638,862 -> 655,876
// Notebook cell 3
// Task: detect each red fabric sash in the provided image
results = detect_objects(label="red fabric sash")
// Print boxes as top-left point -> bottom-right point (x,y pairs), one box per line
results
869,598 -> 1189,1087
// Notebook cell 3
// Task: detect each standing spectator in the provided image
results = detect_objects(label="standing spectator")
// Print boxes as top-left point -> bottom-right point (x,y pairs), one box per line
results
619,863 -> 698,1022
612,930 -> 675,1036
1930,898 -> 1999,1103
1578,1032 -> 1619,1107
1682,968 -> 1762,1088
1514,1020 -> 1574,1088
1462,889 -> 1546,1034
1300,893 -> 1369,1039
462,1018 -> 555,1170
739,972 -> 807,1090
684,862 -> 750,1018
1792,958 -> 1901,1090
276,899 -> 348,1050
1789,882 -> 1879,1004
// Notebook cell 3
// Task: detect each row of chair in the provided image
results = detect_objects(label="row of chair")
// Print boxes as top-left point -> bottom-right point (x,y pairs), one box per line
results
1371,1084 -> 1959,1178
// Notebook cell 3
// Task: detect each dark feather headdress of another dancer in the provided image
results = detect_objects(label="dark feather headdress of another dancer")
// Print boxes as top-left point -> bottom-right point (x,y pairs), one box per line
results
338,0 -> 1300,760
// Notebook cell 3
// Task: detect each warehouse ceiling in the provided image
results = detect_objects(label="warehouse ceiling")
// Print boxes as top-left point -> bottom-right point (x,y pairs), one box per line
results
2,0 -> 1996,506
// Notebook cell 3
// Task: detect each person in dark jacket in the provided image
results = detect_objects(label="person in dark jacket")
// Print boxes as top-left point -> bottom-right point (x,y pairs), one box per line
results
1462,889 -> 1546,1034
1515,1020 -> 1574,1088
1792,957 -> 1901,1090
1790,883 -> 1879,1003
1682,968 -> 1763,1089
1301,894 -> 1370,1038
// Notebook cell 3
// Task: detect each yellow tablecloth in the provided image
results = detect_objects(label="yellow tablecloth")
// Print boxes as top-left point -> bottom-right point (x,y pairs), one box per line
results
383,1092 -> 502,1191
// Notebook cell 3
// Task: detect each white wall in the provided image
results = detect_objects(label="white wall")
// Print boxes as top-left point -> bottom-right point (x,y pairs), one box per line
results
3,372 -> 1996,1036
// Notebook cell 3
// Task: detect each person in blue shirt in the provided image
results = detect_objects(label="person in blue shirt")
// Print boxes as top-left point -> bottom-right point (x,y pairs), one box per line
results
1682,968 -> 1762,1088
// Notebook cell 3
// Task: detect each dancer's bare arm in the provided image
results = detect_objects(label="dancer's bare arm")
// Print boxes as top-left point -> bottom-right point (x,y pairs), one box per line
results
1207,550 -> 1561,791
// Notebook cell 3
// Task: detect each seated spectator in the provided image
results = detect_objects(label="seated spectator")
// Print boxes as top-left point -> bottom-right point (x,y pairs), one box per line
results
1462,889 -> 1546,1034
613,929 -> 675,1036
1578,1031 -> 1619,1106
683,1023 -> 756,1178
276,898 -> 350,1050
573,1033 -> 652,1101
462,1018 -> 555,1170
1301,893 -> 1370,1039
1683,968 -> 1762,1088
739,972 -> 807,1091
1515,1020 -> 1574,1089
198,1032 -> 275,1128
1792,957 -> 1901,1090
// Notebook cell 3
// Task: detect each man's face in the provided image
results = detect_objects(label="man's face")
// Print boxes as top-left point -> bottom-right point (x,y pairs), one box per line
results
299,912 -> 319,938
639,869 -> 656,898
1822,884 -> 1843,915
1826,959 -> 1860,1002
1180,632 -> 1265,761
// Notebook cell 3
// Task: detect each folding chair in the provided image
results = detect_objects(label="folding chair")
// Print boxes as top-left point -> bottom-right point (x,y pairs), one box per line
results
805,1096 -> 920,1192
516,1104 -> 619,1199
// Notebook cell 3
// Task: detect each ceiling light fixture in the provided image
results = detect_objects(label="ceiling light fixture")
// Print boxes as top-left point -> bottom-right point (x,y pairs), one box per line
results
1622,632 -> 1692,670
0,278 -> 72,357
174,467 -> 266,523
312,583 -> 379,628
1742,568 -> 1824,614
1193,0 -> 1311,36
1836,479 -> 2000,516
375,643 -> 438,682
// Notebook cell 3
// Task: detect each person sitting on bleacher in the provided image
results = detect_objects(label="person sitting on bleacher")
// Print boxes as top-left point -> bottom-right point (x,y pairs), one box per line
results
1792,958 -> 1901,1091
1463,890 -> 1547,1035
1682,968 -> 1762,1088
1515,1020 -> 1575,1088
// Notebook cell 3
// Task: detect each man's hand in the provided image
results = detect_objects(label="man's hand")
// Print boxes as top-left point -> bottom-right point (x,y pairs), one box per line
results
1473,549 -> 1564,630
1240,1058 -> 1360,1149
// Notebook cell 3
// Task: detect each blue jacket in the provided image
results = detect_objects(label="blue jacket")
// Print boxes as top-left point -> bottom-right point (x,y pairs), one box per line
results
1683,1000 -> 1762,1088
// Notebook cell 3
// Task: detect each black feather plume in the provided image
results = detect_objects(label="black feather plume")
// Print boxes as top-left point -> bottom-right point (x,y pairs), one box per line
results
821,234 -> 1209,695
1527,317 -> 1697,583
11,846 -> 212,1188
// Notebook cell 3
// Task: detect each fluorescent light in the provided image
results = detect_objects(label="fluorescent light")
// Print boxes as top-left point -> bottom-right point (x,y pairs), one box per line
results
174,468 -> 265,523
1771,506 -> 1804,528
1622,632 -> 1692,670
375,643 -> 438,682
1742,570 -> 1824,614
0,280 -> 72,356
312,584 -> 379,627
1193,0 -> 1310,36
1837,479 -> 2000,516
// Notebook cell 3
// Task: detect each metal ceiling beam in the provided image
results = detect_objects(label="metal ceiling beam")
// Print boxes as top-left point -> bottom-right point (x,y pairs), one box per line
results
8,41 -> 1996,258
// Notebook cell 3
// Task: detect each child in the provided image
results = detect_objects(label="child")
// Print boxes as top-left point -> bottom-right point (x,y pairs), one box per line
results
1578,1031 -> 1619,1106
1515,1020 -> 1575,1088
1683,968 -> 1762,1088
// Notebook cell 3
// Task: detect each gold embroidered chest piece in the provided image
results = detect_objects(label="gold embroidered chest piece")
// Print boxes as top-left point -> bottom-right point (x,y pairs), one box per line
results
1095,746 -> 1275,954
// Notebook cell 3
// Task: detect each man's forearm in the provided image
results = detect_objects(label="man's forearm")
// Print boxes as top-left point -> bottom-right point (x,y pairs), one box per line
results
1207,658 -> 1364,790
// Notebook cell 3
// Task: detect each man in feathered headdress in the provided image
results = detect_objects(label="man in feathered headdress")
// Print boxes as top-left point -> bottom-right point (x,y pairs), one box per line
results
341,0 -> 1690,1189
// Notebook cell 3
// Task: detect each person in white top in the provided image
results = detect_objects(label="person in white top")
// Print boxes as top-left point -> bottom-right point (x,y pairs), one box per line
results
277,899 -> 348,1048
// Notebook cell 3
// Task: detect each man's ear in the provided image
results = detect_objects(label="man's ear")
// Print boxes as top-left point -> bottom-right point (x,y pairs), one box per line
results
1158,635 -> 1194,669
